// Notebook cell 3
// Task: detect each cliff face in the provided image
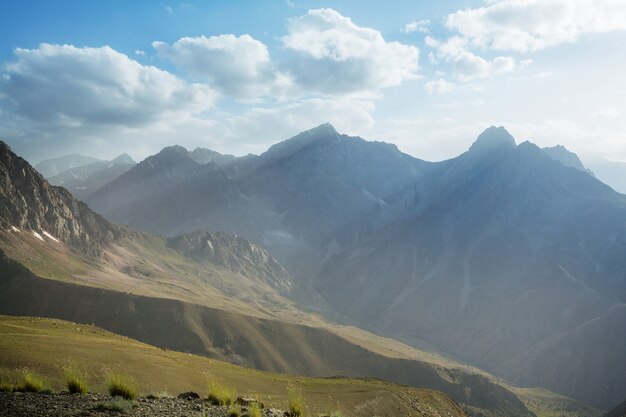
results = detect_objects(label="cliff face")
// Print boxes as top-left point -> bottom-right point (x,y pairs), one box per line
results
167,230 -> 292,292
0,141 -> 122,256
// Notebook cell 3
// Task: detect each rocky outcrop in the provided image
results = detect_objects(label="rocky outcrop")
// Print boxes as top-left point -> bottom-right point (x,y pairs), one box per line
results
0,141 -> 123,256
167,230 -> 292,291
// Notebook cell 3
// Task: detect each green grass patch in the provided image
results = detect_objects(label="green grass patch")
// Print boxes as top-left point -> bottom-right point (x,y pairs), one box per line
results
207,378 -> 235,406
106,373 -> 137,400
0,382 -> 13,392
64,365 -> 89,394
15,370 -> 48,393
95,399 -> 136,413
288,386 -> 304,417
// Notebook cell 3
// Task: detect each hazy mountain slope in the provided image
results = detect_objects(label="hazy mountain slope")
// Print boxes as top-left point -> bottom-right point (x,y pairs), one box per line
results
542,145 -> 592,173
35,153 -> 101,177
189,147 -> 238,166
237,124 -> 431,269
588,158 -> 626,194
47,153 -> 136,200
87,124 -> 431,283
0,140 -> 295,315
82,125 -> 626,408
315,128 -> 626,408
0,255 -> 531,417
86,145 -> 257,238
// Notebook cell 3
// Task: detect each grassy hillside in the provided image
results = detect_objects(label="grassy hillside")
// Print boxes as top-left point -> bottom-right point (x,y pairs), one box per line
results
0,316 -> 467,417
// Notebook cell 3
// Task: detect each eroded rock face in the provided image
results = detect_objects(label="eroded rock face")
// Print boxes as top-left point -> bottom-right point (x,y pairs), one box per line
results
167,230 -> 292,291
0,141 -> 123,256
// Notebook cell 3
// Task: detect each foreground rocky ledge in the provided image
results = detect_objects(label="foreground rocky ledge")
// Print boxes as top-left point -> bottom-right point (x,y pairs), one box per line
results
0,392 -> 287,417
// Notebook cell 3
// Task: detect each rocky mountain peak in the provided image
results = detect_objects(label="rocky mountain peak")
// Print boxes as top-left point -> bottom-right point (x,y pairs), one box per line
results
542,144 -> 592,174
157,145 -> 190,158
0,140 -> 11,153
111,153 -> 135,165
189,147 -> 237,166
166,230 -> 292,292
469,126 -> 516,154
309,122 -> 338,136
0,141 -> 122,256
261,123 -> 341,162
136,145 -> 197,174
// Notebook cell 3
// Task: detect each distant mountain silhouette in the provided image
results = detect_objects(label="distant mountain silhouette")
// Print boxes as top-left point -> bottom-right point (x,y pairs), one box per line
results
35,153 -> 101,177
48,153 -> 136,200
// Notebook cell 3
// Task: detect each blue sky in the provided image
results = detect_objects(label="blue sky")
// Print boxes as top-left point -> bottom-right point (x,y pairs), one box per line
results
1,0 -> 625,164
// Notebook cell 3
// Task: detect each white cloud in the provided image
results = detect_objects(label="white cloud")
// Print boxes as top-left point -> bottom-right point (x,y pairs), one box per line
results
134,50 -> 146,56
153,35 -> 292,98
222,97 -> 376,152
591,105 -> 619,120
446,0 -> 626,53
426,36 -> 516,82
436,99 -> 486,108
424,78 -> 456,95
1,43 -> 215,127
402,20 -> 430,34
282,8 -> 420,94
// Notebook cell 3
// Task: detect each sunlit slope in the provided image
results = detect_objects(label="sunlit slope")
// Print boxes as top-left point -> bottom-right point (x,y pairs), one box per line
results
0,316 -> 467,417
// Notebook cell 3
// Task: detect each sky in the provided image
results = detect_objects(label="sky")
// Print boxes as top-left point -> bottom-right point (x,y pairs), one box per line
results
1,0 -> 625,165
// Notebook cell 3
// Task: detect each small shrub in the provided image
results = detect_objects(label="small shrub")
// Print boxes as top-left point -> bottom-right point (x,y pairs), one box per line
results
0,382 -> 13,392
246,403 -> 262,417
64,366 -> 89,394
228,403 -> 242,417
330,411 -> 343,417
0,368 -> 17,392
95,399 -> 135,413
107,373 -> 137,400
287,387 -> 304,417
206,378 -> 235,406
16,370 -> 47,393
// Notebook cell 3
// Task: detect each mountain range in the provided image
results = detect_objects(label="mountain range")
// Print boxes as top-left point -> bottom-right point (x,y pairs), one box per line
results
0,138 -> 559,417
83,124 -> 626,410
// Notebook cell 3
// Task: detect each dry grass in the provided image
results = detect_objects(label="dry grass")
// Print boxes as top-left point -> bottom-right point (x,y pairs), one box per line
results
288,385 -> 305,417
64,365 -> 89,394
207,378 -> 235,406
15,370 -> 48,393
107,373 -> 137,400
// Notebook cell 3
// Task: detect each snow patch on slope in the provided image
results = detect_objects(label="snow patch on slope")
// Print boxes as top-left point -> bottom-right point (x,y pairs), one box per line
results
42,230 -> 59,242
